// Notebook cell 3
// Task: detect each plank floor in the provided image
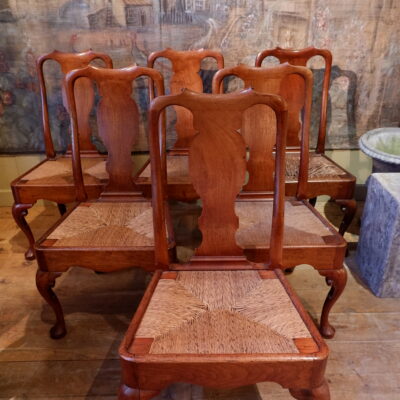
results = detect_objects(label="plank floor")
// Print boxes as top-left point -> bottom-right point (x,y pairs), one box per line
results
0,201 -> 399,399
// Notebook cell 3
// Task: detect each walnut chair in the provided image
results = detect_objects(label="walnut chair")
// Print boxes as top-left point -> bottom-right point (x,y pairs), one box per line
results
35,65 -> 175,340
212,63 -> 347,339
119,89 -> 330,400
135,48 -> 224,200
11,50 -> 113,260
256,47 -> 356,236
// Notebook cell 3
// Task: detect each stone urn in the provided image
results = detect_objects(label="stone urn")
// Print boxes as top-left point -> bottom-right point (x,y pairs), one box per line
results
359,127 -> 400,173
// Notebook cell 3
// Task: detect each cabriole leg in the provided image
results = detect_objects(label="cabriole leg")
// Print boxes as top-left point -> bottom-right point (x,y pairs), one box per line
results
318,268 -> 348,338
36,270 -> 66,339
285,268 -> 295,275
12,202 -> 35,260
57,203 -> 67,215
335,198 -> 357,236
289,379 -> 330,399
309,197 -> 317,207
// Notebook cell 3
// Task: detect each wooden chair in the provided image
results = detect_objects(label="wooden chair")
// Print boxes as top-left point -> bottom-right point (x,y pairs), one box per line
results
212,64 -> 347,338
119,89 -> 330,400
256,47 -> 356,235
35,65 -> 175,340
135,48 -> 224,200
11,50 -> 113,260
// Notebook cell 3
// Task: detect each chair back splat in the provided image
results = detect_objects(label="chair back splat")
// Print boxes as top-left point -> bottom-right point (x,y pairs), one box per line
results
37,50 -> 113,158
148,48 -> 224,152
64,66 -> 165,202
149,89 -> 288,270
212,63 -> 313,200
256,47 -> 332,154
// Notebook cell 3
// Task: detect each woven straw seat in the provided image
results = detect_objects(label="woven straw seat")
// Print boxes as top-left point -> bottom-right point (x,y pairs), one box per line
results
237,200 -> 334,246
130,270 -> 315,355
236,199 -> 345,268
286,153 -> 349,181
18,157 -> 107,186
137,156 -> 189,185
35,200 -> 165,273
44,201 -> 154,248
119,269 -> 329,398
135,152 -> 353,200
138,153 -> 349,184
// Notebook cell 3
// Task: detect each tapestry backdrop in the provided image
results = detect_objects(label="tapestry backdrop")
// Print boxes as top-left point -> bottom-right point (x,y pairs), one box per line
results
0,0 -> 399,153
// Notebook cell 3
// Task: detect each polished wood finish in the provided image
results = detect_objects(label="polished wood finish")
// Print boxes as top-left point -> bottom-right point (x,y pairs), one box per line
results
119,89 -> 330,399
148,48 -> 224,152
148,89 -> 287,268
256,47 -> 356,235
256,47 -> 331,152
11,50 -> 113,260
64,65 -> 158,201
213,63 -> 347,337
318,269 -> 348,338
135,48 -> 224,199
34,65 -> 175,339
38,50 -> 113,157
212,63 -> 313,199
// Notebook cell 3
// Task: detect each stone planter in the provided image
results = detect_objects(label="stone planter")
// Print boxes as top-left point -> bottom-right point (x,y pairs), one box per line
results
356,173 -> 400,297
359,127 -> 400,173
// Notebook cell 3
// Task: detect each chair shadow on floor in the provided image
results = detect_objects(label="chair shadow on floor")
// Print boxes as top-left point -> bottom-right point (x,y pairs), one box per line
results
86,372 -> 264,399
8,203 -> 65,256
1,264 -> 149,397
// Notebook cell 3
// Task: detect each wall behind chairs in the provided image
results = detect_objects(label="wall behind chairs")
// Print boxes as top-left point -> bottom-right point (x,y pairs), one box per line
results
0,1 -> 398,152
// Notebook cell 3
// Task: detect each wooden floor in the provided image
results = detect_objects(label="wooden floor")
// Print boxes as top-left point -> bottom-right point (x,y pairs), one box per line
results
0,201 -> 399,399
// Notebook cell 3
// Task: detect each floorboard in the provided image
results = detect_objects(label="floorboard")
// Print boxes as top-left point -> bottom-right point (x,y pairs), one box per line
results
0,201 -> 399,399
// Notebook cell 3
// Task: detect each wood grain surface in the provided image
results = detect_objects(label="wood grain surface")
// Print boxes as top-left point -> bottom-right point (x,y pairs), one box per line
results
1,203 -> 400,398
